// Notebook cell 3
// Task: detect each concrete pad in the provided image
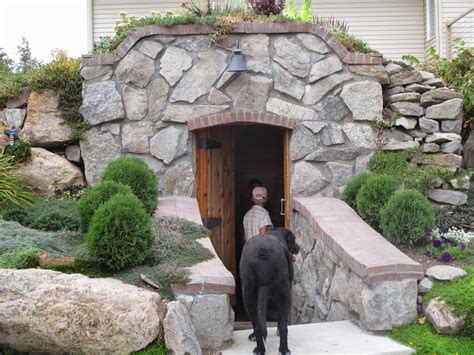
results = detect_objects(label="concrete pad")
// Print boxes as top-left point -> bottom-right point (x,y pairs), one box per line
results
222,321 -> 413,354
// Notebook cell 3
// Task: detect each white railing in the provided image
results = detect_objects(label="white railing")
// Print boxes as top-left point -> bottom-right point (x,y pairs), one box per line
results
446,7 -> 474,59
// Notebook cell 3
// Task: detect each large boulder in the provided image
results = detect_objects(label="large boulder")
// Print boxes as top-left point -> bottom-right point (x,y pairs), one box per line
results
164,301 -> 202,355
16,147 -> 84,196
22,90 -> 73,147
0,269 -> 162,354
178,294 -> 234,350
424,298 -> 466,335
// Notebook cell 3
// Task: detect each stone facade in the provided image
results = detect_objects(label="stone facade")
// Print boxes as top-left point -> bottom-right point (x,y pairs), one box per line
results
80,30 -> 385,198
291,202 -> 420,331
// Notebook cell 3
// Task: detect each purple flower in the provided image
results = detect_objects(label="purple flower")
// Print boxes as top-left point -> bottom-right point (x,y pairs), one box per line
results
424,228 -> 432,238
432,239 -> 442,248
424,249 -> 431,257
441,252 -> 452,263
460,243 -> 466,251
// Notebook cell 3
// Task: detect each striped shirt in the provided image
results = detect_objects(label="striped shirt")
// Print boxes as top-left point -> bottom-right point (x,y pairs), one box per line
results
243,205 -> 273,241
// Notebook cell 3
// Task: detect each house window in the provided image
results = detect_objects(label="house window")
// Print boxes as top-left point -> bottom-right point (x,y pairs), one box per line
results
426,0 -> 436,40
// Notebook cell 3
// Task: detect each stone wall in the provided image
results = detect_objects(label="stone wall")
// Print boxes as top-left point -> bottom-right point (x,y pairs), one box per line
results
381,63 -> 469,206
79,24 -> 386,197
291,197 -> 423,331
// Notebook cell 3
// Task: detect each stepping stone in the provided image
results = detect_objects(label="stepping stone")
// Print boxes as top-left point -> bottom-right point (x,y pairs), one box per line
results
222,321 -> 414,354
426,265 -> 467,281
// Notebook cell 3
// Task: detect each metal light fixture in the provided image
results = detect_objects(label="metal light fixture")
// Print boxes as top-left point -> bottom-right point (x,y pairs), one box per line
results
227,40 -> 248,72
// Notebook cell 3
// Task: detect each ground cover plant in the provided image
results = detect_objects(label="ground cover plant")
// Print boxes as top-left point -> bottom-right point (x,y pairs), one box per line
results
422,227 -> 473,263
0,248 -> 39,269
3,197 -> 80,232
1,140 -> 31,163
0,220 -> 84,257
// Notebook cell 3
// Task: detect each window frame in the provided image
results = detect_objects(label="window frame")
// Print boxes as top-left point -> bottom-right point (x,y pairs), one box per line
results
426,0 -> 437,41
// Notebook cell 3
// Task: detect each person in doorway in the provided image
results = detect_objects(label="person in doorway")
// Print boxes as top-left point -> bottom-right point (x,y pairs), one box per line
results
243,186 -> 273,241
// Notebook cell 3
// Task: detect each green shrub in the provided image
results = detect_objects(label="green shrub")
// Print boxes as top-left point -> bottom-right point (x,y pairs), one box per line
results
78,181 -> 132,232
0,69 -> 30,108
86,193 -> 155,271
2,140 -> 31,163
424,265 -> 474,338
368,150 -> 454,194
342,172 -> 372,210
380,190 -> 435,247
356,175 -> 399,229
101,157 -> 158,215
0,248 -> 40,269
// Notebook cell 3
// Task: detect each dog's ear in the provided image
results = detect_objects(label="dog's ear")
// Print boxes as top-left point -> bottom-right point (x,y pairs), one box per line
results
285,229 -> 300,255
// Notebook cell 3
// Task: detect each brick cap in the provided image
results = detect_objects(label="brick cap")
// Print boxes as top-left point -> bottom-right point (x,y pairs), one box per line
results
187,111 -> 295,131
292,197 -> 424,284
82,23 -> 383,66
155,196 -> 235,295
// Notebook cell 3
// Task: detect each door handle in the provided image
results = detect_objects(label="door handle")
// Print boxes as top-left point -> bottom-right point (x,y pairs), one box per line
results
280,198 -> 285,216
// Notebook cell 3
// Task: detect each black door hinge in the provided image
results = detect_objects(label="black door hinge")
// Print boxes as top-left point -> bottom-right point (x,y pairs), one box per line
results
202,218 -> 222,229
199,138 -> 222,149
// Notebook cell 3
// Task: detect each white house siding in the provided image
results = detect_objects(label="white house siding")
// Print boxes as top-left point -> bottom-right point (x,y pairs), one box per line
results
440,0 -> 473,58
92,0 -> 184,43
299,0 -> 425,61
91,0 -> 426,60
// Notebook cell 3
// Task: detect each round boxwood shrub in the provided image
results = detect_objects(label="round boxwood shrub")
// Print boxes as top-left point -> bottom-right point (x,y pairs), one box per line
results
78,181 -> 132,232
86,193 -> 155,271
101,157 -> 158,215
380,189 -> 435,247
342,172 -> 372,209
356,174 -> 399,229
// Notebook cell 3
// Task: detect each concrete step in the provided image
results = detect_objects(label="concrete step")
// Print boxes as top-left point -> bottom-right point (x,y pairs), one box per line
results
222,321 -> 414,354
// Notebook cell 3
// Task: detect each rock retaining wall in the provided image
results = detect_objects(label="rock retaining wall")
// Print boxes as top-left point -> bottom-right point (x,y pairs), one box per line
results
291,197 -> 423,331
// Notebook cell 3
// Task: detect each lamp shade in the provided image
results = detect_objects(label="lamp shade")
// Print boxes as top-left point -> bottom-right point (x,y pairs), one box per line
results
227,40 -> 248,72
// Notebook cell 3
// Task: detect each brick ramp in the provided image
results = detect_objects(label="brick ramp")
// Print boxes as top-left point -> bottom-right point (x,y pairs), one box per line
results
222,321 -> 413,354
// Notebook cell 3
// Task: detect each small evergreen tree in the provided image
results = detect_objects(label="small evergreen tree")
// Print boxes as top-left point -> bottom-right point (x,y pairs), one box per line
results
283,0 -> 297,19
16,37 -> 41,73
299,0 -> 313,22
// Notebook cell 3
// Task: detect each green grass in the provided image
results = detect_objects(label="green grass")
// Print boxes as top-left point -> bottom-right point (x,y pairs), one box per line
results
132,340 -> 167,355
389,322 -> 474,354
424,264 -> 474,338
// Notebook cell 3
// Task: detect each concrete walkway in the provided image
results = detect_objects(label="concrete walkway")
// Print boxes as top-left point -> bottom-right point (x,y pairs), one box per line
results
222,321 -> 413,354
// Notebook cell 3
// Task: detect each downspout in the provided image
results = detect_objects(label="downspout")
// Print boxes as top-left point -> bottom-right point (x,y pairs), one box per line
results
86,0 -> 93,52
436,0 -> 442,56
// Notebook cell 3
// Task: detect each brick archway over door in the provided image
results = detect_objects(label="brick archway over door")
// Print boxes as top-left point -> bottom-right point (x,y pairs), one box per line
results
187,111 -> 295,131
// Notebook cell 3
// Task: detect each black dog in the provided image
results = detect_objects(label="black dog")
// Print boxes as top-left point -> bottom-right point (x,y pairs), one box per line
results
240,228 -> 300,355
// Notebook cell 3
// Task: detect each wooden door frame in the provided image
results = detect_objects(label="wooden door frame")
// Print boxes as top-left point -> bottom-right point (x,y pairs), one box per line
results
283,129 -> 291,228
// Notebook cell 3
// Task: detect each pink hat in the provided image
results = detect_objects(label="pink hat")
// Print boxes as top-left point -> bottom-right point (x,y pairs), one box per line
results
252,186 -> 267,200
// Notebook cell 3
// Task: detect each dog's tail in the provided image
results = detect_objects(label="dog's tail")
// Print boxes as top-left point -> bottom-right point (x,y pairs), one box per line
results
257,246 -> 270,260
256,286 -> 269,340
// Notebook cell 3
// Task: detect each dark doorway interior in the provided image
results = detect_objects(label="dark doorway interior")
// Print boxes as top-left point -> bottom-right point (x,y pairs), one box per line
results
232,125 -> 285,321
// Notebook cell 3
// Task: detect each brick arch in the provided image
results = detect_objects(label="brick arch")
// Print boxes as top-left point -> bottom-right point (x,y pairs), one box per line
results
187,111 -> 295,131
